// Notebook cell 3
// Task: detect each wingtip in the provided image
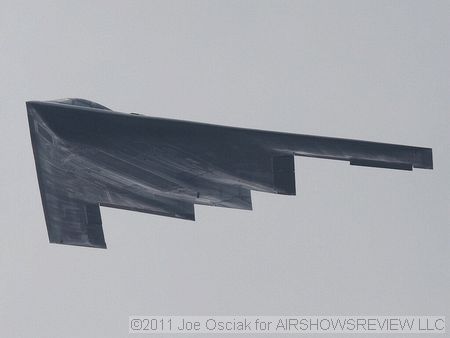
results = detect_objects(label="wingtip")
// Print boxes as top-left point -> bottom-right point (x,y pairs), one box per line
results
49,239 -> 108,249
414,148 -> 433,170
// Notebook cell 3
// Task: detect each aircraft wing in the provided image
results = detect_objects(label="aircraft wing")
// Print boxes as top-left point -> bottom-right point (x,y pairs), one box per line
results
27,99 -> 433,248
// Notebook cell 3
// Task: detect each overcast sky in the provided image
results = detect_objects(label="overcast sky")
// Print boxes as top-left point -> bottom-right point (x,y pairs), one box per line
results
1,1 -> 449,337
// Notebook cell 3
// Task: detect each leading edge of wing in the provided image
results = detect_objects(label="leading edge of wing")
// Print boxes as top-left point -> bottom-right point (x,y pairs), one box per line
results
26,99 -> 433,171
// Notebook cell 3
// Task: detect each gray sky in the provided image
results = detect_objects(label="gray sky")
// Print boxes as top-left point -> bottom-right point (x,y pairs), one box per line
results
1,1 -> 449,337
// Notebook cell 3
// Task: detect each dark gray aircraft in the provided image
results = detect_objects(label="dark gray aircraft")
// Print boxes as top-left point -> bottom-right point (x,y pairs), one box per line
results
27,99 -> 433,249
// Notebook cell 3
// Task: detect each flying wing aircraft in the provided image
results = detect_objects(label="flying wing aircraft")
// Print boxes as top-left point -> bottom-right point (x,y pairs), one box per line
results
27,99 -> 433,248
